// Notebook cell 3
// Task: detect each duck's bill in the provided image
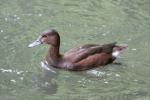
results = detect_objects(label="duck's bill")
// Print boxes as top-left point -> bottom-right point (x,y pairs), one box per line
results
28,39 -> 42,48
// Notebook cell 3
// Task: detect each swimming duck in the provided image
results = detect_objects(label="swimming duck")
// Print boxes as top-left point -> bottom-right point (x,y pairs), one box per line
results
28,29 -> 128,71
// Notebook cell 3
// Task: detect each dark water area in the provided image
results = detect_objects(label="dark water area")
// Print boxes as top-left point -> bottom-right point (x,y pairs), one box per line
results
0,0 -> 150,100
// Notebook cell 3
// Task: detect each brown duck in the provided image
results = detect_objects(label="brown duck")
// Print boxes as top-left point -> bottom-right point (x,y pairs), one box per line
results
28,29 -> 128,71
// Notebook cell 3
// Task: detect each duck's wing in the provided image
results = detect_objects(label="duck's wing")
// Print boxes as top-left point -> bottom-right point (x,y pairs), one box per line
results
64,42 -> 117,63
64,44 -> 99,57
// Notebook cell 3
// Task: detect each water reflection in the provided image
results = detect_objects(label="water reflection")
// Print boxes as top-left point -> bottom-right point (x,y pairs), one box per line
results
31,61 -> 59,94
32,72 -> 58,95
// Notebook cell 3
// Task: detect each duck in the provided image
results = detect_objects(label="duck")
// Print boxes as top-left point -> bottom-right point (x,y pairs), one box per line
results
28,29 -> 128,71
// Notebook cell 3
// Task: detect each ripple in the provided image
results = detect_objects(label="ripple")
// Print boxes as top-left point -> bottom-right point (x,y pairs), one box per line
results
115,73 -> 120,77
10,79 -> 16,83
40,61 -> 57,74
16,17 -> 20,20
20,77 -> 24,80
0,68 -> 27,75
0,68 -> 13,73
14,14 -> 17,17
131,48 -> 137,51
104,81 -> 108,84
0,30 -> 3,33
86,70 -> 106,77
38,13 -> 42,17
4,18 -> 8,21
133,79 -> 138,82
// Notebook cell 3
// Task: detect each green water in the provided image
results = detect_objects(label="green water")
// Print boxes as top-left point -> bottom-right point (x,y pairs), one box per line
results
0,0 -> 150,100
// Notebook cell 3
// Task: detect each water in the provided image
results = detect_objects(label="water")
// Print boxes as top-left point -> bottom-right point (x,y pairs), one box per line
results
0,0 -> 150,100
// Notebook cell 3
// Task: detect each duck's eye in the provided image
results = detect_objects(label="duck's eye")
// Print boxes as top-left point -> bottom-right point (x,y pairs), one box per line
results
42,35 -> 47,38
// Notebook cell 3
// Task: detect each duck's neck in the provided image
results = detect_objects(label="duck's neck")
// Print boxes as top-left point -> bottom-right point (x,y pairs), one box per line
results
48,45 -> 60,61
47,34 -> 61,64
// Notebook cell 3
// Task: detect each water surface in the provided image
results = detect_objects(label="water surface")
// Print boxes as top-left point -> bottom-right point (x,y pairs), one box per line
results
0,0 -> 150,100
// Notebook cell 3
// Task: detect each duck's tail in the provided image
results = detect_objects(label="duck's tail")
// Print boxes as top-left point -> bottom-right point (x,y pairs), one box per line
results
112,44 -> 128,57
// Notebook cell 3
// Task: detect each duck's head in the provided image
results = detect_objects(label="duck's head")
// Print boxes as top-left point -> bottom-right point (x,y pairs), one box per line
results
28,29 -> 60,48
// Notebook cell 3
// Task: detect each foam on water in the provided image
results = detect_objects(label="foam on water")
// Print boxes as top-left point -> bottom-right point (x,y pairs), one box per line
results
86,70 -> 106,77
10,79 -> 16,83
0,68 -> 27,76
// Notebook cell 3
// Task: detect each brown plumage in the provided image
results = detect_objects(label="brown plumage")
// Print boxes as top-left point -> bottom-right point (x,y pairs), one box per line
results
28,29 -> 128,71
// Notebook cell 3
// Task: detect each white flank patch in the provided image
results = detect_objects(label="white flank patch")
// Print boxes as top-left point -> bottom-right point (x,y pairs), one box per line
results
112,51 -> 120,57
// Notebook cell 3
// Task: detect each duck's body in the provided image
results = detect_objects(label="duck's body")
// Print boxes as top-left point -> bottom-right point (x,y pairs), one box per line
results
28,29 -> 128,71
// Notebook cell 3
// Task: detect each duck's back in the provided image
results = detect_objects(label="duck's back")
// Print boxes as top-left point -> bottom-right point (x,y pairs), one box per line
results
64,43 -> 116,63
64,44 -> 100,61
